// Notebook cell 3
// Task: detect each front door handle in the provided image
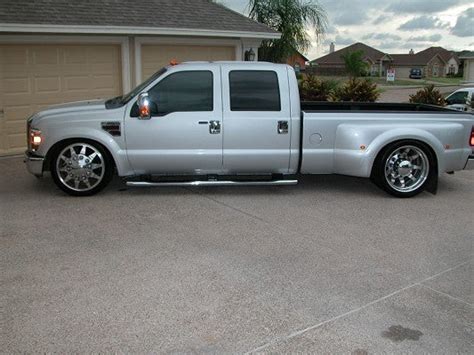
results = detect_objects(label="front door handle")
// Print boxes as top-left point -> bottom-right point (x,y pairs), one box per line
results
278,121 -> 288,134
209,120 -> 221,134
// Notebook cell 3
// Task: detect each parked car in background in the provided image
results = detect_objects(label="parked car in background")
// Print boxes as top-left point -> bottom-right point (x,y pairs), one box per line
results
409,68 -> 423,79
25,62 -> 474,198
445,88 -> 474,112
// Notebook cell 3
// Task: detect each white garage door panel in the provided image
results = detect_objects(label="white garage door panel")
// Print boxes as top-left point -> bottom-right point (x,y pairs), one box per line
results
393,67 -> 411,79
141,44 -> 236,80
0,44 -> 122,156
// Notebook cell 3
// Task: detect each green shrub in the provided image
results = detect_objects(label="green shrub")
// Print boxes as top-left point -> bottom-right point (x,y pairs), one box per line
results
409,85 -> 445,106
299,73 -> 339,101
330,78 -> 380,102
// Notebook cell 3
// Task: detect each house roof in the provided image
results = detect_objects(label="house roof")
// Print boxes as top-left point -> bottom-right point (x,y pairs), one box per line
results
390,54 -> 430,66
291,50 -> 310,62
312,42 -> 388,65
458,51 -> 474,59
391,47 -> 459,66
0,0 -> 279,37
416,47 -> 459,64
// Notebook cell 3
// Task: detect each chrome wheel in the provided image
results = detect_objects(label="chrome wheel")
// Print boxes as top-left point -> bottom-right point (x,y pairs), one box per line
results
56,143 -> 105,192
384,145 -> 429,193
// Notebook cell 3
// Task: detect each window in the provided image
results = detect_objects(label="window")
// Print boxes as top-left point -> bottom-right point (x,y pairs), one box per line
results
229,71 -> 281,111
447,91 -> 468,105
147,71 -> 213,116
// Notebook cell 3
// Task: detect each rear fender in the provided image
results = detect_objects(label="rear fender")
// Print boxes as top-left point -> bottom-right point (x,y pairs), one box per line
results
366,128 -> 444,176
334,125 -> 444,177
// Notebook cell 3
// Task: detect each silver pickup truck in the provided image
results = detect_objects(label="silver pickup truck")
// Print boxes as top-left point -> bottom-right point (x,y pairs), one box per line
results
25,62 -> 474,198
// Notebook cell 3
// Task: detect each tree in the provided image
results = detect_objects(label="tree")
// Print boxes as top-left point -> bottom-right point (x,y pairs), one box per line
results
248,0 -> 327,63
330,78 -> 380,102
409,85 -> 445,106
341,50 -> 369,77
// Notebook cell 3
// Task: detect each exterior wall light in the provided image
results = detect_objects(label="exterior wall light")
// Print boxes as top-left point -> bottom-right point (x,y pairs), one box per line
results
245,48 -> 256,61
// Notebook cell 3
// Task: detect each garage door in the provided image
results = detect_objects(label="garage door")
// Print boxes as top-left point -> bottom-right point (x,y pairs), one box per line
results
394,67 -> 412,79
141,44 -> 236,80
0,44 -> 122,156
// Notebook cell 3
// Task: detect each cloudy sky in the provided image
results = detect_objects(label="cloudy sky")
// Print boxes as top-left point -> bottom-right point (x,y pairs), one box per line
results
219,0 -> 474,60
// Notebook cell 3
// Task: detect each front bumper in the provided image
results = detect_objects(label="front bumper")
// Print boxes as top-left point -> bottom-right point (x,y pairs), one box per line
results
465,155 -> 474,170
24,151 -> 45,177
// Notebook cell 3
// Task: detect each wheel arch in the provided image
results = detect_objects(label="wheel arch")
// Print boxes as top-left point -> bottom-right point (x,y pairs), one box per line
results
368,130 -> 443,178
45,137 -> 117,172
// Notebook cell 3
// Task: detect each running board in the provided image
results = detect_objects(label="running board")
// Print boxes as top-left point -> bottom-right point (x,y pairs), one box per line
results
126,179 -> 298,188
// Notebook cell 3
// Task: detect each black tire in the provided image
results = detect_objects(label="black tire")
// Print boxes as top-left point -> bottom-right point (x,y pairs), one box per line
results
50,139 -> 114,196
372,140 -> 436,198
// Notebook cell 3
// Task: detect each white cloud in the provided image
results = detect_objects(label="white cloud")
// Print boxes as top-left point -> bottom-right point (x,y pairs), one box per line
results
398,16 -> 448,30
408,34 -> 443,42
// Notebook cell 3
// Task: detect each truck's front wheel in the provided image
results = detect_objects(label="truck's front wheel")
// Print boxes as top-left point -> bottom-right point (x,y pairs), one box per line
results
51,140 -> 113,196
373,140 -> 435,198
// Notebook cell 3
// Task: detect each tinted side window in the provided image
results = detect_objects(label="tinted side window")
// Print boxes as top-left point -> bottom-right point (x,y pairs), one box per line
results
229,71 -> 281,111
448,91 -> 468,104
148,71 -> 213,116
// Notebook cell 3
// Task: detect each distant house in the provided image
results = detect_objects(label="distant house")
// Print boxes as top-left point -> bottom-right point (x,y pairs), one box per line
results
287,50 -> 309,72
310,42 -> 393,76
459,52 -> 474,83
311,43 -> 460,79
391,47 -> 460,78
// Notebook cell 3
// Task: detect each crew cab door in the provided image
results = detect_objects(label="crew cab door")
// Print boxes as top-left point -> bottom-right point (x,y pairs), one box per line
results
124,67 -> 223,174
221,65 -> 292,174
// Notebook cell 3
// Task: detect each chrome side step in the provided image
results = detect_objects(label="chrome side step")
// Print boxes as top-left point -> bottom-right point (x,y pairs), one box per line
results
126,180 -> 298,188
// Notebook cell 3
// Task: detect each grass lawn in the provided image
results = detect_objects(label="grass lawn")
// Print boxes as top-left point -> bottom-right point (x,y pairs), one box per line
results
425,77 -> 463,85
309,75 -> 463,87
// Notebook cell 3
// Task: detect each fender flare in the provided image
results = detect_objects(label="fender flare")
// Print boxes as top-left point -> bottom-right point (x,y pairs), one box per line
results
43,129 -> 132,176
366,128 -> 444,176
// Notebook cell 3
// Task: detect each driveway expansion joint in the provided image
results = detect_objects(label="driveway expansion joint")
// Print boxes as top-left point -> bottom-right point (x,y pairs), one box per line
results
244,258 -> 472,354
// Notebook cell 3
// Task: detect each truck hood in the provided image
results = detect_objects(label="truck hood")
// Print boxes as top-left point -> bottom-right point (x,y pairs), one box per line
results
29,99 -> 107,123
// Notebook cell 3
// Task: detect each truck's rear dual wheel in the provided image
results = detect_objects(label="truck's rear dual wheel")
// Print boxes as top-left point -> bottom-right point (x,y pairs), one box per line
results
50,140 -> 113,196
372,140 -> 435,198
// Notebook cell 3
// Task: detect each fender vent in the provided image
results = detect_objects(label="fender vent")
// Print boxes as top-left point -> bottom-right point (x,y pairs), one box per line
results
101,121 -> 121,137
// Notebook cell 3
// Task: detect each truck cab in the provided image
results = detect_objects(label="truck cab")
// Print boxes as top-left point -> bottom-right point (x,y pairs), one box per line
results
122,62 -> 300,176
445,88 -> 474,112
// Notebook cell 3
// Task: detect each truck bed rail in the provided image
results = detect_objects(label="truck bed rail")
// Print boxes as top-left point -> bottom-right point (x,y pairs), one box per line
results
301,101 -> 462,113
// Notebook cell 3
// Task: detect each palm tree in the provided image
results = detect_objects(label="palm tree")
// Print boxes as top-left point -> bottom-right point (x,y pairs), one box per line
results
341,50 -> 369,78
248,0 -> 327,63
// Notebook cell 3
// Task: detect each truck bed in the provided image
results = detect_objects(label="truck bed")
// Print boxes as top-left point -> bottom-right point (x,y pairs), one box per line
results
301,101 -> 461,113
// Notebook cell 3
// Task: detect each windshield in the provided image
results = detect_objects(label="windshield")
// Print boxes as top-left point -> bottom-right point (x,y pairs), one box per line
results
122,67 -> 168,103
105,67 -> 167,109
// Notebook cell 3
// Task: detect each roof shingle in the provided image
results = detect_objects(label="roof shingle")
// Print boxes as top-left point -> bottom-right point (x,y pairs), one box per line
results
312,43 -> 387,65
0,0 -> 277,34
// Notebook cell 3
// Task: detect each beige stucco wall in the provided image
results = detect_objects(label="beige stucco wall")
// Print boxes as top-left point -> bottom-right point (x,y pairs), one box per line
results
463,59 -> 474,83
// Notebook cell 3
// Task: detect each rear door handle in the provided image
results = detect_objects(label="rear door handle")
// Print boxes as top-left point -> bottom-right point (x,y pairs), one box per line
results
209,120 -> 221,134
278,121 -> 288,134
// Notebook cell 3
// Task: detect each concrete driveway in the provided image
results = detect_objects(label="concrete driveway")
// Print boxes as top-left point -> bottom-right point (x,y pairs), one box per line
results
1,156 -> 473,353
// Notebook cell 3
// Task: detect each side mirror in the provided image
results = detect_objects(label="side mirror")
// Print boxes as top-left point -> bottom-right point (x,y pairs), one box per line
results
137,92 -> 151,120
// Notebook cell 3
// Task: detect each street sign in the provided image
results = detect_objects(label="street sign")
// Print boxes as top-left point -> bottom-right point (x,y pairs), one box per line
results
387,69 -> 396,82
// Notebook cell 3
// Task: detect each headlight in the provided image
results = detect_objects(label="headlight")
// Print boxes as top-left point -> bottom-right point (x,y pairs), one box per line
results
28,126 -> 43,152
